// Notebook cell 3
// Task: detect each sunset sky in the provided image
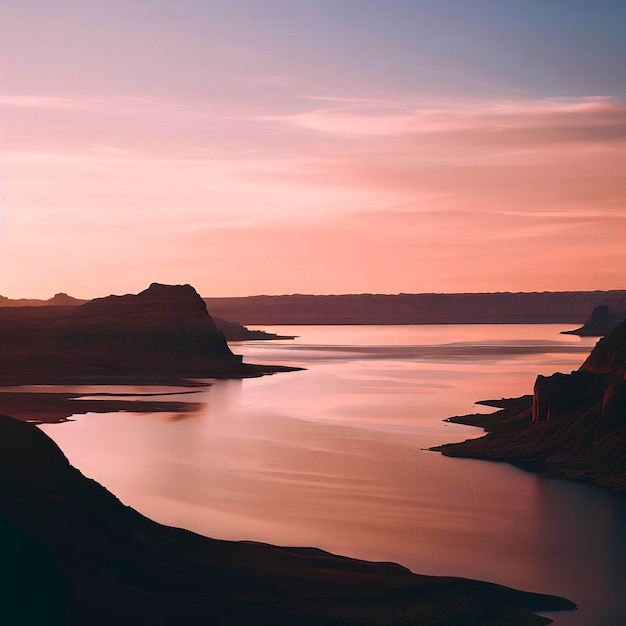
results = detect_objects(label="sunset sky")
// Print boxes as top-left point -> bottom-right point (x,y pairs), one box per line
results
0,0 -> 624,299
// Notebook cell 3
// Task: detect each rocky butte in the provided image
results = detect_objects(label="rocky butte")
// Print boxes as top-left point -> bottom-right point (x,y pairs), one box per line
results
0,289 -> 293,342
561,305 -> 626,337
0,283 -> 293,383
434,318 -> 626,494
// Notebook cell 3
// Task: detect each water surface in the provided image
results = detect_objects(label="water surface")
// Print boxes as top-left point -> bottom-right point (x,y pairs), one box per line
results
41,325 -> 626,625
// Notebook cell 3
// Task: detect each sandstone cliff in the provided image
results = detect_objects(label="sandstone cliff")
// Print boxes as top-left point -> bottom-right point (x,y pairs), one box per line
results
435,319 -> 626,493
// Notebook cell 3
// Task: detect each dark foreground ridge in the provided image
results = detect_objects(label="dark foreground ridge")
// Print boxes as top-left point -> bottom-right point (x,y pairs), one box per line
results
0,283 -> 297,384
0,414 -> 574,625
434,318 -> 626,494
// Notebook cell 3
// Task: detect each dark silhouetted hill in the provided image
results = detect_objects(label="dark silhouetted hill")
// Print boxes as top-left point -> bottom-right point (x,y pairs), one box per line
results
0,291 -> 291,342
0,283 -> 292,382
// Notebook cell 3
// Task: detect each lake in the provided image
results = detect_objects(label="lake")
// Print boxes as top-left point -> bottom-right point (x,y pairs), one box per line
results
41,325 -> 626,625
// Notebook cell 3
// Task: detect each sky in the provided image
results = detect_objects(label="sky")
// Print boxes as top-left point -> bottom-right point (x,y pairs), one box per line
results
0,0 -> 624,299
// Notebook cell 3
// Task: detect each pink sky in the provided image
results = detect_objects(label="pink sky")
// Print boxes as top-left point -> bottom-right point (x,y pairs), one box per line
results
0,2 -> 624,299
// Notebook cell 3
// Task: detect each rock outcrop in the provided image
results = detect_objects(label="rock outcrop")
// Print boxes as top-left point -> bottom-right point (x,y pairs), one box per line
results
212,317 -> 295,341
435,318 -> 626,494
0,413 -> 574,625
0,283 -> 292,382
64,283 -> 240,376
561,305 -> 626,337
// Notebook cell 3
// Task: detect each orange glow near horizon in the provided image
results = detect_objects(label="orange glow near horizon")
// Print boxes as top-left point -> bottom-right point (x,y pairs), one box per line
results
0,4 -> 624,299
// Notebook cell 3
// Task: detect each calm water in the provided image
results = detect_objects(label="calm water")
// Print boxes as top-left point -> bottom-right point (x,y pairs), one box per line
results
41,325 -> 626,625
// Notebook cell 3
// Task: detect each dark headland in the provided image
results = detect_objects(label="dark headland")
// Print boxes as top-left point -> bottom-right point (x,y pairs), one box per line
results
0,283 -> 576,624
434,317 -> 626,494
0,283 -> 297,421
561,305 -> 626,337
0,282 -> 296,386
0,287 -> 294,343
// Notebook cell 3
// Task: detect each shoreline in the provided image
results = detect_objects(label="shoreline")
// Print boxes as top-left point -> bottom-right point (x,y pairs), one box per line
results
0,364 -> 303,424
432,396 -> 626,496
0,363 -> 302,386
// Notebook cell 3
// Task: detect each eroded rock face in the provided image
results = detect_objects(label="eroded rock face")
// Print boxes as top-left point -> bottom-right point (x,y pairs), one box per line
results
602,375 -> 626,424
532,372 -> 609,423
437,318 -> 626,494
64,283 -> 240,375
580,318 -> 626,375
532,318 -> 626,424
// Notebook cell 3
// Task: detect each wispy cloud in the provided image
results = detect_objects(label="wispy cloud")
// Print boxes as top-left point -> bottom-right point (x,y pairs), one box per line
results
264,96 -> 626,142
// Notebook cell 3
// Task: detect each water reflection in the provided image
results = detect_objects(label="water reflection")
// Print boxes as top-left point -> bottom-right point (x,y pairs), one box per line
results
535,480 -> 626,625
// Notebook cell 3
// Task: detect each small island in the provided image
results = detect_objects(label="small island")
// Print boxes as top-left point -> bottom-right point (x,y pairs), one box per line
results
561,305 -> 626,337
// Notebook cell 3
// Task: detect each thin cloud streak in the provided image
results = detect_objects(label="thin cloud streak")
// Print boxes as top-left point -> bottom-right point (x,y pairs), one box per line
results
266,96 -> 626,140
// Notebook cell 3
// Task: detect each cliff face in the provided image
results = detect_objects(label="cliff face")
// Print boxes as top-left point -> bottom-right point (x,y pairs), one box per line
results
579,318 -> 626,376
0,413 -> 574,625
63,283 -> 240,376
533,319 -> 626,423
436,318 -> 626,494
0,283 -> 246,380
